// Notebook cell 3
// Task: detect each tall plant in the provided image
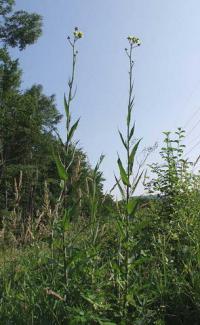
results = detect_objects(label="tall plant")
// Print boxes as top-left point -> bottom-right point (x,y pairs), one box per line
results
115,35 -> 142,321
53,27 -> 83,214
52,27 -> 83,282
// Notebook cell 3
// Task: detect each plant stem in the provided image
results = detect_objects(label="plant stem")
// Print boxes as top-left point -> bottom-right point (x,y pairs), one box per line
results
124,42 -> 134,321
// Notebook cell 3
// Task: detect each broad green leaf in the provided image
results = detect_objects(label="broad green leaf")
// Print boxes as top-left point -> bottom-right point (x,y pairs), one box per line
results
129,139 -> 141,172
68,118 -> 80,142
118,130 -> 127,149
127,197 -> 139,216
53,150 -> 68,181
117,157 -> 130,186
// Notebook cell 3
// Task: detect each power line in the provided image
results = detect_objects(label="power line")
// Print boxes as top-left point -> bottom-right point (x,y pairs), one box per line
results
185,138 -> 200,157
184,105 -> 200,130
185,115 -> 200,138
173,77 -> 200,130
186,131 -> 200,147
150,79 -> 200,155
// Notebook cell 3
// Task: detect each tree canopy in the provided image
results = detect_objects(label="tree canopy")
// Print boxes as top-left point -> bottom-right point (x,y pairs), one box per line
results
0,0 -> 42,50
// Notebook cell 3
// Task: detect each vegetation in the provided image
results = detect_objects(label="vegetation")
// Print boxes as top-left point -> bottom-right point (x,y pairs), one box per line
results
1,2 -> 200,324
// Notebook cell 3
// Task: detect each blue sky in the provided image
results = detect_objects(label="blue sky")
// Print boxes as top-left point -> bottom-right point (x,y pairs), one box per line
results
12,1 -> 200,194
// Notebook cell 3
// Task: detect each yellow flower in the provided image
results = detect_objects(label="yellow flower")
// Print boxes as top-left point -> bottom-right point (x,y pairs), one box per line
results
127,36 -> 141,46
74,30 -> 84,39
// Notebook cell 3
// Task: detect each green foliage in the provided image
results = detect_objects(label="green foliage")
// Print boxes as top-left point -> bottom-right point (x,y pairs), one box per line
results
0,0 -> 15,17
53,150 -> 68,182
1,23 -> 200,325
145,128 -> 193,217
115,37 -> 142,322
0,1 -> 42,50
117,156 -> 130,186
0,72 -> 62,217
0,47 -> 21,94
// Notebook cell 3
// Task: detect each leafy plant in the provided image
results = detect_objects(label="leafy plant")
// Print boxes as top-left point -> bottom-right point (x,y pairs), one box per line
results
113,35 -> 143,322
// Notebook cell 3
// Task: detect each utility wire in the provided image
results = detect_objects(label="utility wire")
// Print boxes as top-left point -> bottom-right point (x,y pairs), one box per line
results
184,105 -> 200,130
184,138 -> 200,157
173,77 -> 200,130
147,79 -> 200,161
185,115 -> 200,138
154,81 -> 200,147
186,131 -> 200,147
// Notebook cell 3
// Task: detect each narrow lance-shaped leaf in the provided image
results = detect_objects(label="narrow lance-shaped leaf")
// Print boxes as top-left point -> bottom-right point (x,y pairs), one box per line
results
127,106 -> 132,126
114,174 -> 125,199
129,139 -> 141,173
127,197 -> 139,216
54,129 -> 65,149
64,94 -> 71,128
129,122 -> 135,141
118,130 -> 127,149
52,149 -> 68,181
67,118 -> 80,143
62,209 -> 70,231
116,214 -> 126,237
94,154 -> 105,175
117,157 -> 130,186
132,170 -> 144,193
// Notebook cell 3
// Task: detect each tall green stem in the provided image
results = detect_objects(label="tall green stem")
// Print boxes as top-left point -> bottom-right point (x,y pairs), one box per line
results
117,36 -> 141,322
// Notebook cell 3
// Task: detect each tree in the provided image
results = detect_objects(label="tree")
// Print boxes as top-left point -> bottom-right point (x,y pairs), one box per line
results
0,0 -> 43,211
0,0 -> 42,50
1,93 -> 61,211
0,1 -> 43,218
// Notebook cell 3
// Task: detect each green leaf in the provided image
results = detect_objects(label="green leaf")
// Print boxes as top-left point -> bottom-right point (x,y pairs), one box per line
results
114,175 -> 125,199
129,256 -> 153,269
127,197 -> 139,216
129,139 -> 141,172
64,94 -> 70,120
129,123 -> 135,141
94,154 -> 105,174
117,157 -> 130,186
62,209 -> 70,231
118,130 -> 127,149
116,214 -> 125,237
132,171 -> 144,193
53,150 -> 68,181
68,118 -> 80,142
127,107 -> 132,126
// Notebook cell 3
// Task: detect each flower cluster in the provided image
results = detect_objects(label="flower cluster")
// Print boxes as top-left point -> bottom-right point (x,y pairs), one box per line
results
127,36 -> 141,46
74,27 -> 84,39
